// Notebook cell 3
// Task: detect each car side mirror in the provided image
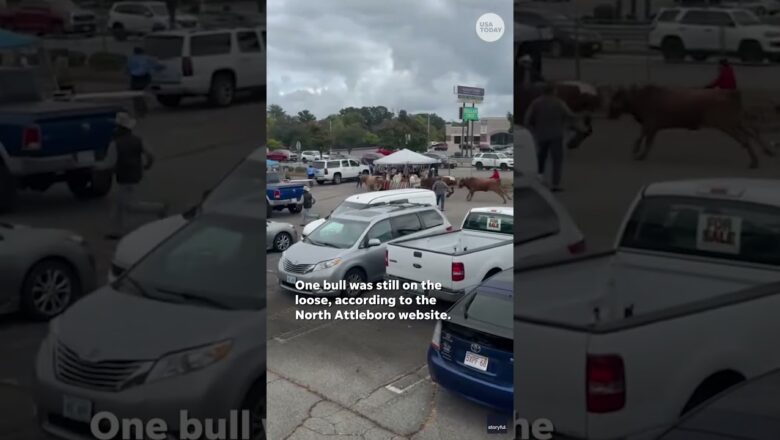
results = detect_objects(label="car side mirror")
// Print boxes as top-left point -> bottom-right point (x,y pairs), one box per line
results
367,238 -> 381,247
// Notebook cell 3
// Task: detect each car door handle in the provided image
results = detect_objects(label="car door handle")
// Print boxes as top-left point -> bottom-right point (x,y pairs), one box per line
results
413,263 -> 422,269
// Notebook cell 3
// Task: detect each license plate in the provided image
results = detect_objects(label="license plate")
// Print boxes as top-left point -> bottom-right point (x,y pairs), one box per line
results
76,151 -> 94,164
464,351 -> 489,371
286,275 -> 297,284
63,395 -> 92,423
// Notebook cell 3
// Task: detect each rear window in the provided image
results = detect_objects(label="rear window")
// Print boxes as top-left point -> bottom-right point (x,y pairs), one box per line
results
191,33 -> 231,56
516,188 -> 559,243
419,210 -> 444,229
657,9 -> 680,22
391,213 -> 422,237
466,288 -> 513,330
327,161 -> 340,168
144,36 -> 183,60
463,212 -> 514,235
237,31 -> 261,53
621,196 -> 780,266
312,161 -> 326,169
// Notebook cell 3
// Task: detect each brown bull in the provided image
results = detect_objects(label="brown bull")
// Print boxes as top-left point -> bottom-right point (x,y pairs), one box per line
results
420,176 -> 456,197
608,85 -> 775,169
458,177 -> 511,204
358,174 -> 384,191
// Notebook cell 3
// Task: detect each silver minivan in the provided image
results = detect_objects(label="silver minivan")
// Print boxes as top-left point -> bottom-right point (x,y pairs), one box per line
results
278,204 -> 451,297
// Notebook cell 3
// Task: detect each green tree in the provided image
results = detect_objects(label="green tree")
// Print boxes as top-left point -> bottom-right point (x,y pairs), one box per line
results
363,132 -> 380,146
297,110 -> 316,123
268,138 -> 283,150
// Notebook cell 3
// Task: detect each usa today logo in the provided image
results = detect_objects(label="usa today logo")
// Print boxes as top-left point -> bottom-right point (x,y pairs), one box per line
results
476,12 -> 505,43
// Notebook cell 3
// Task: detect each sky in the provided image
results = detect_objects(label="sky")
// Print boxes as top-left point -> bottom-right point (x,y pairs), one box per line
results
267,0 -> 513,123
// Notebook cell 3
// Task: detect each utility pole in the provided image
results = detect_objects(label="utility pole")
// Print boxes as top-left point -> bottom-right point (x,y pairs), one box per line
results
426,113 -> 430,147
460,102 -> 466,157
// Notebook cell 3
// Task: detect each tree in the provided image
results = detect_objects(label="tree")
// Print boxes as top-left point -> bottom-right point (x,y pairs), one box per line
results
507,112 -> 513,134
363,132 -> 380,146
268,138 -> 283,150
334,124 -> 367,154
297,110 -> 316,123
268,104 -> 287,122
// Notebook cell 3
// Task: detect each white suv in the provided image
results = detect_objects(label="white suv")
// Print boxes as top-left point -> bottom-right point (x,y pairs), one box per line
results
108,1 -> 197,40
649,7 -> 780,63
472,152 -> 514,170
300,150 -> 329,162
145,27 -> 266,107
312,159 -> 370,185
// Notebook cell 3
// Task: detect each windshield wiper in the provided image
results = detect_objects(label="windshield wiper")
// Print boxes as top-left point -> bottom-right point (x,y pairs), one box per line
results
155,288 -> 231,310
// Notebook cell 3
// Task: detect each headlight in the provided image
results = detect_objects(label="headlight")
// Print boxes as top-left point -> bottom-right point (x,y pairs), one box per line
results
312,258 -> 342,272
146,340 -> 232,382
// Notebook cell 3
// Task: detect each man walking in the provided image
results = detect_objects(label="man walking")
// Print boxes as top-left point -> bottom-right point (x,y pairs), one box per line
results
301,186 -> 315,226
524,83 -> 577,192
432,176 -> 449,211
105,112 -> 167,240
126,47 -> 158,117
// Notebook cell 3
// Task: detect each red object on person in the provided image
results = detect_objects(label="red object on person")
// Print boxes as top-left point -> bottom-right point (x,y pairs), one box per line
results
707,65 -> 737,90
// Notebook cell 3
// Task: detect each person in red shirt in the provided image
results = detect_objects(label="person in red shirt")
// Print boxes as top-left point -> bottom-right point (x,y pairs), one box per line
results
490,169 -> 500,180
706,58 -> 737,90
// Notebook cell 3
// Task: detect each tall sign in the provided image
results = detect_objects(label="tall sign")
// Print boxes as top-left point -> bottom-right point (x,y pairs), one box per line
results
454,85 -> 485,103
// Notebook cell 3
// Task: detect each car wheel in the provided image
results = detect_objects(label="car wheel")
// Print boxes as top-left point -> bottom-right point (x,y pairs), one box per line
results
273,232 -> 293,252
156,95 -> 182,107
0,163 -> 18,213
21,259 -> 79,321
209,72 -> 236,107
362,170 -> 369,175
317,180 -> 325,185
500,163 -> 508,171
112,23 -> 127,41
67,169 -> 113,199
475,162 -> 483,170
288,204 -> 302,214
343,268 -> 366,297
333,173 -> 342,184
739,40 -> 764,63
661,37 -> 685,62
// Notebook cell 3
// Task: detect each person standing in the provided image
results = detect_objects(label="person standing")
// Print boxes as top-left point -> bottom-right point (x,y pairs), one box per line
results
301,186 -> 315,225
432,176 -> 449,211
306,163 -> 315,183
524,83 -> 577,192
126,47 -> 158,117
105,112 -> 167,240
706,58 -> 737,90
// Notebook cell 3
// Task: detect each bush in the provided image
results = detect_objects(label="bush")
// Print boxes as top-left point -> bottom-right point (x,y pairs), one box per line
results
268,138 -> 283,150
88,52 -> 127,71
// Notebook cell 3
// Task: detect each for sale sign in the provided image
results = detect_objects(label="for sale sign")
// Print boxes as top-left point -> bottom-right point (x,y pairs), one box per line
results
696,213 -> 742,255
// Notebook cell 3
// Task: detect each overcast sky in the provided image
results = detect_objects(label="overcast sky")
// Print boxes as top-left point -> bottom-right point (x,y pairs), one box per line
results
267,0 -> 513,123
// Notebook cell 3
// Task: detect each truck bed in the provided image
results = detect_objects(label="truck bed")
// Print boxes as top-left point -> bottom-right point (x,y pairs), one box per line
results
392,230 -> 512,256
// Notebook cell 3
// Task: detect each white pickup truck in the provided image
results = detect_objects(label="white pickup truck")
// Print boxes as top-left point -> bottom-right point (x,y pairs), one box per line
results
385,207 -> 514,302
514,178 -> 780,440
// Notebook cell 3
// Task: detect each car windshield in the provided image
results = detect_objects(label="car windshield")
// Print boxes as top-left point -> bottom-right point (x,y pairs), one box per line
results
119,213 -> 264,310
466,286 -> 513,330
332,201 -> 368,216
306,218 -> 369,249
462,212 -> 513,235
144,35 -> 183,60
733,11 -> 761,25
201,155 -> 263,211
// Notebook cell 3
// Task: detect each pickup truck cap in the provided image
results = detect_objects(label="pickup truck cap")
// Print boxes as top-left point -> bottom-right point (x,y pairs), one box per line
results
467,206 -> 513,216
644,178 -> 780,207
333,203 -> 439,221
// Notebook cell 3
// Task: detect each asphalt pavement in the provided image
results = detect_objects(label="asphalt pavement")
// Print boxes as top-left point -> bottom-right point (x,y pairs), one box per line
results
265,171 -> 513,440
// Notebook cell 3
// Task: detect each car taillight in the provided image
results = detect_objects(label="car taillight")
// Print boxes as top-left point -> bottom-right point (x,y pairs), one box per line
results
431,320 -> 442,351
273,189 -> 281,199
587,354 -> 625,413
22,125 -> 41,150
182,57 -> 193,77
384,249 -> 388,267
568,239 -> 586,255
452,262 -> 464,282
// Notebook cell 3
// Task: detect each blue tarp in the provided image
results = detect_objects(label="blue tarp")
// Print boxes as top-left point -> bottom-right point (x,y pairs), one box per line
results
266,159 -> 279,168
0,29 -> 37,50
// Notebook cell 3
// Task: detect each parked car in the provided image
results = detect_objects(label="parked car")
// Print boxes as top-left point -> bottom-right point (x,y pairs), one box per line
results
110,147 -> 263,281
424,152 -> 456,169
266,170 -> 305,217
428,268 -> 513,413
429,143 -> 448,151
3,0 -> 97,35
267,220 -> 297,252
266,149 -> 296,162
649,7 -> 780,62
300,150 -> 327,162
108,1 -> 198,41
658,367 -> 780,439
311,158 -> 370,185
0,223 -> 95,320
360,152 -> 383,165
35,200 -> 266,440
146,26 -> 266,107
301,189 -> 438,237
386,207 -> 513,302
517,8 -> 603,57
376,147 -> 395,156
278,204 -> 452,297
0,68 -> 119,212
514,179 -> 780,440
472,152 -> 514,170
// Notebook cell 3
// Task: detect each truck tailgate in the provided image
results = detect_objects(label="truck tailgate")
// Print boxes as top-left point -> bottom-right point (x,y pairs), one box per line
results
514,319 -> 590,438
386,243 -> 454,289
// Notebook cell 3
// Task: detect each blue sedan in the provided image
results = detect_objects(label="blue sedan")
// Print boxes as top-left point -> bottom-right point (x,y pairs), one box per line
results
427,269 -> 513,413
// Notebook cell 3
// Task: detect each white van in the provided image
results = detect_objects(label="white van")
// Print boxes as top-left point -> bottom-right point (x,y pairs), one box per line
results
301,189 -> 438,237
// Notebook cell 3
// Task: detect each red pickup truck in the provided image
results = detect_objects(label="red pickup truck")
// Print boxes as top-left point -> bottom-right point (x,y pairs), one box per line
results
1,0 -> 97,36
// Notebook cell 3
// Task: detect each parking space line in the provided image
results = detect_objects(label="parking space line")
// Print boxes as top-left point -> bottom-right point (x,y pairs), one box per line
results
385,375 -> 430,395
273,321 -> 335,344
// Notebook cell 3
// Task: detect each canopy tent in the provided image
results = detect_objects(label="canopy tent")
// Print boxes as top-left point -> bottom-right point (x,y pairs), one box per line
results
0,29 -> 37,50
373,149 -> 438,165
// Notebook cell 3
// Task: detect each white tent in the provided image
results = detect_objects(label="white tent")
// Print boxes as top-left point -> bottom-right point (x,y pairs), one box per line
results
373,148 -> 438,165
